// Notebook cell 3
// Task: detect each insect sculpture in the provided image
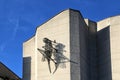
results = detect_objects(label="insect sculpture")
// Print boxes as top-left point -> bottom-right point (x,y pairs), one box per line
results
37,38 -> 77,74
37,38 -> 58,74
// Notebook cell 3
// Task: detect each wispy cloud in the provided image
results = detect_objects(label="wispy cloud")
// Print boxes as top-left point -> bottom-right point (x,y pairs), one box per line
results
12,19 -> 19,40
9,18 -> 20,40
0,42 -> 7,52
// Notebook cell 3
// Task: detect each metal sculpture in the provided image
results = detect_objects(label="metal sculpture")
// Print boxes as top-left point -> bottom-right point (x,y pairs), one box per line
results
37,38 -> 78,74
37,38 -> 57,74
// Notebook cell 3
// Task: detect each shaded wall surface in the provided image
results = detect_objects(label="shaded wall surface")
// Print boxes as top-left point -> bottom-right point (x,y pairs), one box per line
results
97,27 -> 112,80
23,57 -> 31,80
88,20 -> 97,80
70,10 -> 89,80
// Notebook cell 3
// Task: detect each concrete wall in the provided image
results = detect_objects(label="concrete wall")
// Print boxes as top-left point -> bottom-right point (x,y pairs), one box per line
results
97,15 -> 120,80
23,9 -> 92,80
70,10 -> 97,80
97,19 -> 112,80
88,20 -> 97,80
110,16 -> 120,80
78,14 -> 89,80
36,9 -> 70,80
23,9 -> 120,80
70,10 -> 89,80
97,26 -> 112,80
23,37 -> 36,80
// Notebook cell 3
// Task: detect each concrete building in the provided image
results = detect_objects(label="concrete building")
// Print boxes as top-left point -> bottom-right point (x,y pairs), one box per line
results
23,9 -> 120,80
0,62 -> 21,80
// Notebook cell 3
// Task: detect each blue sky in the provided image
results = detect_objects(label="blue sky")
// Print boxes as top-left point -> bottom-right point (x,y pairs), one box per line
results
0,0 -> 120,78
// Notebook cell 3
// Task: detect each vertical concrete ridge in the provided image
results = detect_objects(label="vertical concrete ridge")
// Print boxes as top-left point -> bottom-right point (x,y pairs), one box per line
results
69,9 -> 91,80
35,30 -> 38,80
88,20 -> 97,80
69,9 -> 81,80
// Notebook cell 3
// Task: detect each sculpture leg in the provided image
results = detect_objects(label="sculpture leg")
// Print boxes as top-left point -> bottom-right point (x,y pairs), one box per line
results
53,62 -> 58,74
50,58 -> 57,64
47,60 -> 51,73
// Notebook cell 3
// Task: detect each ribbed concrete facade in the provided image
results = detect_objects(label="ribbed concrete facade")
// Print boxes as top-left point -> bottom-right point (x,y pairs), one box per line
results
23,9 -> 120,80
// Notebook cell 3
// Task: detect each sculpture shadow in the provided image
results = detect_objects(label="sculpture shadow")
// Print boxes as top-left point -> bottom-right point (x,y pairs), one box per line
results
53,43 -> 77,73
54,43 -> 66,68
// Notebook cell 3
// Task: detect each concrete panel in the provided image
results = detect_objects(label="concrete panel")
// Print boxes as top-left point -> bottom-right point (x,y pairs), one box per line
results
70,10 -> 88,80
97,26 -> 112,80
36,9 -> 70,80
110,16 -> 120,80
97,18 -> 110,31
88,20 -> 97,80
23,37 -> 36,80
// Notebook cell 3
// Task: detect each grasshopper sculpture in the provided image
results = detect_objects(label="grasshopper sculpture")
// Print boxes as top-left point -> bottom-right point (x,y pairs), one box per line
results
37,38 -> 77,74
37,38 -> 58,74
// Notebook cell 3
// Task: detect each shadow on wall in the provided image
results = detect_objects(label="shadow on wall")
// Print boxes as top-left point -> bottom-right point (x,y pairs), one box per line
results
97,26 -> 112,80
53,42 -> 78,73
54,43 -> 77,68
23,57 -> 31,80
54,43 -> 67,68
